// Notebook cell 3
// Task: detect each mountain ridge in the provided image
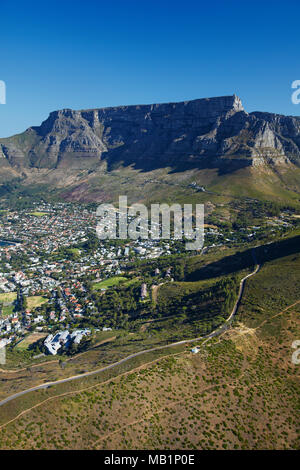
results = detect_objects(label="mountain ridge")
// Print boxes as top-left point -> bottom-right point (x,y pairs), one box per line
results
1,94 -> 300,206
1,94 -> 300,174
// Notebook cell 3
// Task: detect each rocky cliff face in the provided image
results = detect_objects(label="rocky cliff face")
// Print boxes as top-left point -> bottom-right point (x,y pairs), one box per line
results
1,95 -> 300,173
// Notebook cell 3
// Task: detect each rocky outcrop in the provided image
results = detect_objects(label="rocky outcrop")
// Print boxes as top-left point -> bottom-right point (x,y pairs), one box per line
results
1,95 -> 300,173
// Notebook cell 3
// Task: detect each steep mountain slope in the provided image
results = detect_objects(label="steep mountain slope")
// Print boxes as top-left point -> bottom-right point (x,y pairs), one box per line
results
0,95 -> 300,204
2,94 -> 300,171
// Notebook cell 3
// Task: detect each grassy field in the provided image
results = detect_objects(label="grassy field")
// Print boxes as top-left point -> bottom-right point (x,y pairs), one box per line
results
30,212 -> 48,217
0,292 -> 17,303
15,333 -> 47,351
66,248 -> 81,255
92,276 -> 129,290
0,294 -> 47,316
26,296 -> 48,310
1,305 -> 14,317
0,292 -> 16,317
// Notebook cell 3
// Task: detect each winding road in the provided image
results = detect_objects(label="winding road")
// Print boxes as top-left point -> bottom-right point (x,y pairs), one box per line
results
0,249 -> 260,408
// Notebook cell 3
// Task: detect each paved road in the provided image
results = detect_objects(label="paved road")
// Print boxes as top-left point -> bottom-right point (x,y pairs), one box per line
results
0,249 -> 260,408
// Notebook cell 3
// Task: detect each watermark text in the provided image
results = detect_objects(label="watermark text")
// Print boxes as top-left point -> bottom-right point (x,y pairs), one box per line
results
96,196 -> 204,251
0,80 -> 6,104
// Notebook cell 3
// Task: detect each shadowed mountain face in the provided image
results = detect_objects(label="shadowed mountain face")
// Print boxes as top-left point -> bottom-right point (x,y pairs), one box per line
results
1,95 -> 300,174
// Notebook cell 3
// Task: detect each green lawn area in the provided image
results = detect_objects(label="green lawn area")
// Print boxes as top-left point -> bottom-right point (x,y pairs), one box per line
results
92,276 -> 129,290
1,304 -> 14,317
26,296 -> 48,310
122,278 -> 139,287
0,292 -> 17,303
15,333 -> 47,351
66,248 -> 81,256
30,211 -> 48,217
67,248 -> 80,254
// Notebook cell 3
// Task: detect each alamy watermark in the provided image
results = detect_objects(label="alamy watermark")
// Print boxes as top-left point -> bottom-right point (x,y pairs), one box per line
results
0,80 -> 6,104
0,343 -> 6,365
291,340 -> 300,365
96,196 -> 204,251
291,80 -> 300,104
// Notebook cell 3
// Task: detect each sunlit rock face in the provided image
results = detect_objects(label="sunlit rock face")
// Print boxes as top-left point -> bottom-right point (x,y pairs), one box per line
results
1,94 -> 300,173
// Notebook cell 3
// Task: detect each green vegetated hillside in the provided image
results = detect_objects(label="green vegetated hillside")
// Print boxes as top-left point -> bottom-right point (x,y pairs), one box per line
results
0,96 -> 300,451
1,164 -> 300,210
0,243 -> 248,396
0,234 -> 299,449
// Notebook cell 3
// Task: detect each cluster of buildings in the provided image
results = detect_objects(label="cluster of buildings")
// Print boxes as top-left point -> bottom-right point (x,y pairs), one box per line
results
0,202 -> 298,354
0,313 -> 22,334
0,203 -> 174,347
44,328 -> 91,355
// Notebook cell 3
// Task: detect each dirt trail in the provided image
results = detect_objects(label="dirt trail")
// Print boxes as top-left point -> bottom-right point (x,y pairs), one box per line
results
254,300 -> 300,330
151,282 -> 165,305
0,350 -> 184,431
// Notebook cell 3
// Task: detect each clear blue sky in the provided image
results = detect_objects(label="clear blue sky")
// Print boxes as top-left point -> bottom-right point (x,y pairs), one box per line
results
1,0 -> 300,137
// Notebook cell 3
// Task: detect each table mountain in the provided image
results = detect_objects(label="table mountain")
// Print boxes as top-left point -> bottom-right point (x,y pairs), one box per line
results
1,95 -> 300,205
1,94 -> 300,174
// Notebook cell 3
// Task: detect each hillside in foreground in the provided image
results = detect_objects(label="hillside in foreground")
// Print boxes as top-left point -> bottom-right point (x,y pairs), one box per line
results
0,237 -> 299,450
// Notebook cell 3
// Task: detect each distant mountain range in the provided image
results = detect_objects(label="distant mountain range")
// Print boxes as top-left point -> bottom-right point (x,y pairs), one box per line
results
1,95 -> 300,204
